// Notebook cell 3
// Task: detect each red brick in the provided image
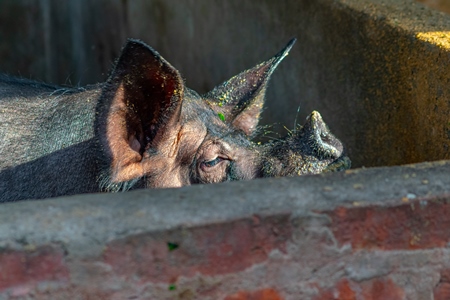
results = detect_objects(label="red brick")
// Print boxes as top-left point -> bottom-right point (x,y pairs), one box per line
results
434,269 -> 450,300
314,278 -> 404,300
325,199 -> 450,250
103,213 -> 292,283
314,279 -> 356,300
224,288 -> 284,300
361,278 -> 404,300
0,245 -> 69,292
434,282 -> 450,300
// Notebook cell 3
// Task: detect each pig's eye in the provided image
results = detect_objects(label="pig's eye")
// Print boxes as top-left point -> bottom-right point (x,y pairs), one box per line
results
203,157 -> 224,168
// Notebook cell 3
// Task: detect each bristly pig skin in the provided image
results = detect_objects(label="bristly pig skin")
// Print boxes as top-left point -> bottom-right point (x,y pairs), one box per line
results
0,38 -> 350,202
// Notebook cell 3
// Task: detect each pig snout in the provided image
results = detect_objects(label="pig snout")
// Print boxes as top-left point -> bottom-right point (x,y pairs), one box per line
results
295,111 -> 351,173
300,111 -> 343,160
261,110 -> 350,178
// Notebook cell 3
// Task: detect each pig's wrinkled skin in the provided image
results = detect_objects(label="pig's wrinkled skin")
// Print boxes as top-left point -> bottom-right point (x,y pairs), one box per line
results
0,38 -> 350,202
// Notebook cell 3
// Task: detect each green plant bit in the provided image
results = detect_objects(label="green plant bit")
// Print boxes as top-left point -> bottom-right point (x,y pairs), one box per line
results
167,242 -> 179,251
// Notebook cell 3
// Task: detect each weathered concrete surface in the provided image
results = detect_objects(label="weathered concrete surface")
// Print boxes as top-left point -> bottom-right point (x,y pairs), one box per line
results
0,160 -> 449,299
1,0 -> 450,168
418,0 -> 450,14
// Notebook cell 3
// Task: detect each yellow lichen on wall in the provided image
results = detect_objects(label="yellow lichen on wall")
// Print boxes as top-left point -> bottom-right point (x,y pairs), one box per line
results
416,31 -> 450,49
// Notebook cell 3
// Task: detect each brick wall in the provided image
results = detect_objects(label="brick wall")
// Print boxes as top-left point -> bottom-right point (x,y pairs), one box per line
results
0,160 -> 449,299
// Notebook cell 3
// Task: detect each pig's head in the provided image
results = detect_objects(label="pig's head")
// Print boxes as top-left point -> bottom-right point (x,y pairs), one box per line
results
96,39 -> 350,192
260,111 -> 351,177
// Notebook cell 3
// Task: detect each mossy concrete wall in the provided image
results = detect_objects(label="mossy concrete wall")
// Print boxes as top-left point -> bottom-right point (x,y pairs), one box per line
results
1,0 -> 450,168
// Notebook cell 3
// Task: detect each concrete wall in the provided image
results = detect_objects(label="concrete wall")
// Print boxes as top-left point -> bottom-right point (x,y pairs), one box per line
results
419,0 -> 450,14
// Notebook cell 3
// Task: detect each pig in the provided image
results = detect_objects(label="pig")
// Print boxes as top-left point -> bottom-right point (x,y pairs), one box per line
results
0,38 -> 350,202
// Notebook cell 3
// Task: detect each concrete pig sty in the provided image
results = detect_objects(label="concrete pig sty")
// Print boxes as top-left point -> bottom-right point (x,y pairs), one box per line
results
0,0 -> 450,299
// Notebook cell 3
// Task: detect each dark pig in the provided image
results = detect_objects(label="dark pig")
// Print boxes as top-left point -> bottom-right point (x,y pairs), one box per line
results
0,39 -> 350,202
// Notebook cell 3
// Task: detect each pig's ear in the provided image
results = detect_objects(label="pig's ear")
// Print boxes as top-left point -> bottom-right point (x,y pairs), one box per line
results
98,39 -> 184,183
205,38 -> 296,136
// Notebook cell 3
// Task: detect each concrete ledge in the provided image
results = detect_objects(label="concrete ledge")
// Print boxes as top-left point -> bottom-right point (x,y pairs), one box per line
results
0,160 -> 449,299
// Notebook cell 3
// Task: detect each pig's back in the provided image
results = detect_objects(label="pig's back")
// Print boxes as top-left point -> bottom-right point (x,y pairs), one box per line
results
0,75 -> 101,169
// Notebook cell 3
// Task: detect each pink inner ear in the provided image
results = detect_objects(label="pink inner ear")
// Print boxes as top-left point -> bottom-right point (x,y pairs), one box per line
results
104,85 -> 146,183
231,103 -> 262,136
129,135 -> 141,153
233,115 -> 256,136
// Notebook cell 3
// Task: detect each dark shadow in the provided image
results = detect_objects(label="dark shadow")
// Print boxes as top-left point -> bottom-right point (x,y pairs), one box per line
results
0,139 -> 100,202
